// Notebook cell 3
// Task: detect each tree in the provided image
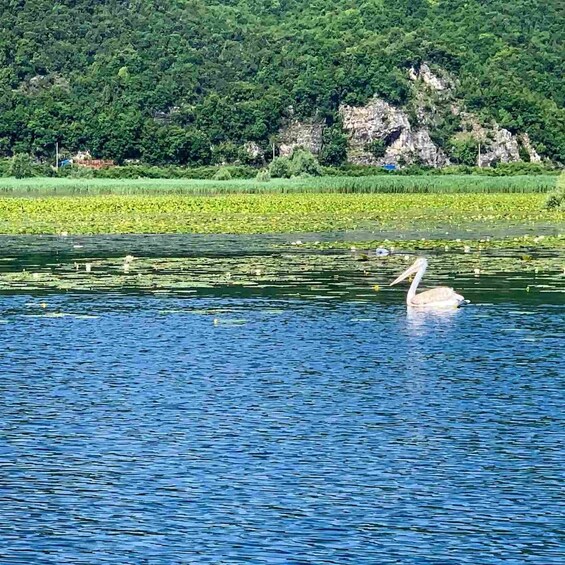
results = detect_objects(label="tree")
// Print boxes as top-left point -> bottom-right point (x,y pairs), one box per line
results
269,156 -> 292,178
449,138 -> 479,166
141,126 -> 211,166
0,0 -> 562,164
319,126 -> 348,166
9,153 -> 34,178
366,139 -> 387,160
289,149 -> 323,177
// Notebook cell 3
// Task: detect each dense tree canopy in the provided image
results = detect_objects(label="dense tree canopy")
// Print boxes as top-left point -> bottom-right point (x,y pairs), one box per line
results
0,0 -> 563,164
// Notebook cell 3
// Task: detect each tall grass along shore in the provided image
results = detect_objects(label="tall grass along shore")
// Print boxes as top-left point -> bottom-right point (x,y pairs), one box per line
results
0,174 -> 557,197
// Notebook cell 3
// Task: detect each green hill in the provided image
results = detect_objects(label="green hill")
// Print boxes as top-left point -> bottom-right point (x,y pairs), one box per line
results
0,0 -> 563,166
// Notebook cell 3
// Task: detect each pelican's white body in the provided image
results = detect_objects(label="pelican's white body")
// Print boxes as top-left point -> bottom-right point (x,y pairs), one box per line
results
390,257 -> 467,309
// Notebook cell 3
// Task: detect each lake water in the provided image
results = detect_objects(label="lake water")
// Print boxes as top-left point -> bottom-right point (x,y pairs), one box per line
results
0,235 -> 563,564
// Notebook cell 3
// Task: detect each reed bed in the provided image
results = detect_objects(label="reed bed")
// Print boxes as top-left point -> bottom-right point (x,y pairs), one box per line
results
0,175 -> 557,196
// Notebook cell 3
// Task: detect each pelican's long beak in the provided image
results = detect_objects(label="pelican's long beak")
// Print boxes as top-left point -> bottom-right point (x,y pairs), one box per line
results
390,263 -> 419,286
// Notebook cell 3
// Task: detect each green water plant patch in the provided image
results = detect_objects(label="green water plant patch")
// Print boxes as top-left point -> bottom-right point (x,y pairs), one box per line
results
0,193 -> 562,235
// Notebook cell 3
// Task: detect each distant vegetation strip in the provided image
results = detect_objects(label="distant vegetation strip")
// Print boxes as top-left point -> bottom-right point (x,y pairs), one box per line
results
0,193 -> 561,235
0,175 -> 557,196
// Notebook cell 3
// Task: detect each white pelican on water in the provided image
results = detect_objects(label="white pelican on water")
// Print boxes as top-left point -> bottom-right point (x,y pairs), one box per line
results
390,257 -> 467,309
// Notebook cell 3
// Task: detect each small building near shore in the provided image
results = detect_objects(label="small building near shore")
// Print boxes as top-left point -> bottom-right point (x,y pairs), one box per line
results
72,151 -> 115,169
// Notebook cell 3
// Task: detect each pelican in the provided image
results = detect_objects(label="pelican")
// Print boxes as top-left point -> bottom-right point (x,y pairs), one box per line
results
390,257 -> 467,309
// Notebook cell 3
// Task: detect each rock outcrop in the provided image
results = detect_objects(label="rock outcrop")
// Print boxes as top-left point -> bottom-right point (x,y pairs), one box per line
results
478,127 -> 520,167
520,133 -> 542,163
458,114 -> 541,167
340,98 -> 410,148
271,63 -> 544,169
153,106 -> 180,124
17,73 -> 70,95
409,62 -> 454,93
278,119 -> 323,157
243,141 -> 263,160
391,129 -> 449,167
339,97 -> 449,167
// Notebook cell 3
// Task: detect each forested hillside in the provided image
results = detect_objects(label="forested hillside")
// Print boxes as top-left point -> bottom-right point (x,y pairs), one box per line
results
0,0 -> 563,166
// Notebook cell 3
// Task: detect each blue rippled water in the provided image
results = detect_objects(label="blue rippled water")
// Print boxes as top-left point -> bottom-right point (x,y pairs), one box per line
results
0,237 -> 563,564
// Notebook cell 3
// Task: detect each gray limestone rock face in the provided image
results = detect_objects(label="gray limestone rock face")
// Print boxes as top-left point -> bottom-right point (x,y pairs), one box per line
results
520,133 -> 542,163
271,67 -> 545,169
409,63 -> 453,93
386,129 -> 450,167
418,63 -> 452,92
479,127 -> 521,167
17,73 -> 70,95
340,98 -> 410,146
339,97 -> 449,167
278,120 -> 323,157
458,113 -> 537,167
243,141 -> 263,159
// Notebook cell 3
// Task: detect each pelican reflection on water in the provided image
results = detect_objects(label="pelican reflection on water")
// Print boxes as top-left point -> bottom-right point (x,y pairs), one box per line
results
390,257 -> 468,309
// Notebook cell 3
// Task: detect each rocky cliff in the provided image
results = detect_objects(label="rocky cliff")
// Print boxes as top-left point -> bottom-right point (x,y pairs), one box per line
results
276,63 -> 546,168
339,97 -> 449,167
455,114 -> 542,167
278,119 -> 324,157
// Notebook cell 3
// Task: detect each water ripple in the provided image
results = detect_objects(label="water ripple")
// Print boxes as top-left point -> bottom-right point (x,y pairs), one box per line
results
0,238 -> 563,564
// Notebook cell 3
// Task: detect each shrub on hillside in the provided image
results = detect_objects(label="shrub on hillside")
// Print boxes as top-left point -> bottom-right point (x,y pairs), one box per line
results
319,127 -> 348,166
0,158 -> 11,177
366,139 -> 387,160
448,138 -> 479,166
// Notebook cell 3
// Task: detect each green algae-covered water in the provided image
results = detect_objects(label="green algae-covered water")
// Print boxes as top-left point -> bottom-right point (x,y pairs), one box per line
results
0,234 -> 563,564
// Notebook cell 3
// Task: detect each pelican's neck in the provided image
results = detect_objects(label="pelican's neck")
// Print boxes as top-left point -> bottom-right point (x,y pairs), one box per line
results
407,260 -> 427,303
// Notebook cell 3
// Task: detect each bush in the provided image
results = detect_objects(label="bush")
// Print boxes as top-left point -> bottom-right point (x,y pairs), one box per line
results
544,188 -> 564,209
56,165 -> 93,179
322,164 -> 392,176
68,166 -> 94,178
269,156 -> 292,178
255,168 -> 271,182
366,139 -> 387,160
493,161 -> 554,176
288,149 -> 323,177
213,167 -> 233,180
33,162 -> 56,177
211,142 -> 242,165
0,159 -> 11,177
319,126 -> 348,166
448,138 -> 479,166
70,164 -> 257,180
545,174 -> 564,209
10,153 -> 34,178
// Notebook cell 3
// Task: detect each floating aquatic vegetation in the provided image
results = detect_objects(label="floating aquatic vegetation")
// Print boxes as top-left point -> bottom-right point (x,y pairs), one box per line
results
0,238 -> 562,301
0,193 -> 562,235
307,234 -> 565,253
